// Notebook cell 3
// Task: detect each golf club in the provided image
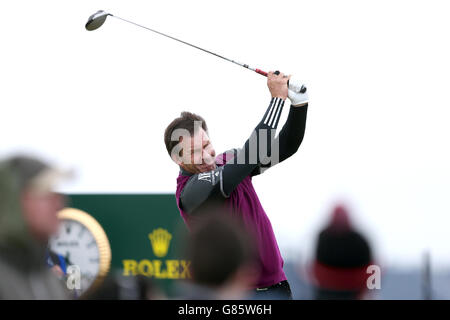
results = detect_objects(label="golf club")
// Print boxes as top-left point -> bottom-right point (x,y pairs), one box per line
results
85,10 -> 306,93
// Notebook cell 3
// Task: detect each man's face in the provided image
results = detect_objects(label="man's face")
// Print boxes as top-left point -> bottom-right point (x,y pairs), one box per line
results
177,128 -> 217,174
21,189 -> 65,243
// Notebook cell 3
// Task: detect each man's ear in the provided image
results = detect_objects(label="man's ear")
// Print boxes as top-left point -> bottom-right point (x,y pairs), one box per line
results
170,138 -> 185,166
171,154 -> 182,166
175,160 -> 182,166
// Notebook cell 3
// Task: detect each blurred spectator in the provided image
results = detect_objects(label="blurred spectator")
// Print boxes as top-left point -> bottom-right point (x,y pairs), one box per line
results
0,155 -> 71,299
177,214 -> 259,299
310,205 -> 373,299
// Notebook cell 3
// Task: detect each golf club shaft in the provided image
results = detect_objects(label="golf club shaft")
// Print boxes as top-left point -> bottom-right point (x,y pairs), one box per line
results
112,15 -> 269,77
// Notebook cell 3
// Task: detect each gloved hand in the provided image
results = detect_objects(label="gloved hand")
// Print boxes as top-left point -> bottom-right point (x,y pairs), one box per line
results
288,76 -> 308,106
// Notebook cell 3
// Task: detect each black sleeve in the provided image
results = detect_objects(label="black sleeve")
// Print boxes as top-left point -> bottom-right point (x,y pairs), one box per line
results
220,97 -> 286,195
251,103 -> 308,176
180,97 -> 286,214
179,169 -> 223,214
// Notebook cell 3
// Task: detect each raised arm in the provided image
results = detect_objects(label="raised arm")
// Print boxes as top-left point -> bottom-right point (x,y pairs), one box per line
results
252,75 -> 309,176
180,72 -> 290,214
252,104 -> 308,176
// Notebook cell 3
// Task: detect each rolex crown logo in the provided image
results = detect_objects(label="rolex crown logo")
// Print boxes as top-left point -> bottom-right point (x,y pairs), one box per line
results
148,228 -> 172,258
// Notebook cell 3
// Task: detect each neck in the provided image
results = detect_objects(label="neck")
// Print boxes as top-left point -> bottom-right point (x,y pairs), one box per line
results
180,166 -> 194,176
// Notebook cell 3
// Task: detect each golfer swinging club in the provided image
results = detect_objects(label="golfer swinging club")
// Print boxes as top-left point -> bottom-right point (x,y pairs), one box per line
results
164,71 -> 308,299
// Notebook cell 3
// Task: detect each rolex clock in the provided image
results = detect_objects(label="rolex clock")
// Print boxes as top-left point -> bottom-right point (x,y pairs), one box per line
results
49,208 -> 112,296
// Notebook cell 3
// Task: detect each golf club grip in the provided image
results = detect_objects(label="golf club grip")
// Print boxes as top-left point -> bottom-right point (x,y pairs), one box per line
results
255,69 -> 307,93
255,69 -> 268,77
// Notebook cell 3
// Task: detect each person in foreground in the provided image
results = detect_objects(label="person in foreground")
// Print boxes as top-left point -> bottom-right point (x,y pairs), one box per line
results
311,205 -> 374,300
0,155 -> 71,299
176,214 -> 258,300
164,71 -> 309,299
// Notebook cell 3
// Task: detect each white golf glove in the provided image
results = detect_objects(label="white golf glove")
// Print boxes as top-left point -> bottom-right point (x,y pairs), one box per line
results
288,76 -> 309,106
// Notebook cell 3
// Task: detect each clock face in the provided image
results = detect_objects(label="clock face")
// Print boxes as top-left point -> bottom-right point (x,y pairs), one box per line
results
49,219 -> 101,293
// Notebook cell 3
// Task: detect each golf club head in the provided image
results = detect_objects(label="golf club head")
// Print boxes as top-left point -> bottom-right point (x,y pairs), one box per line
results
85,10 -> 111,31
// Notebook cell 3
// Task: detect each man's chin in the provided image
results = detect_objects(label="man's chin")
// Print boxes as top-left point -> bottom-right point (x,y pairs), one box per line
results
198,164 -> 216,172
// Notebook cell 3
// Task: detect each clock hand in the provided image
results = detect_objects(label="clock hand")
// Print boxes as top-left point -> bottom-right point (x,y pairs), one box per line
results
65,252 -> 74,265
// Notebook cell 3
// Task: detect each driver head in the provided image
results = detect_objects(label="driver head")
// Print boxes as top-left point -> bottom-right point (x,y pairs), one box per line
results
85,10 -> 111,31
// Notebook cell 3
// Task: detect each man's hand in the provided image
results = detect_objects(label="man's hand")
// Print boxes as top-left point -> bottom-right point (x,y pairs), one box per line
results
287,75 -> 309,107
267,71 -> 289,100
288,89 -> 308,107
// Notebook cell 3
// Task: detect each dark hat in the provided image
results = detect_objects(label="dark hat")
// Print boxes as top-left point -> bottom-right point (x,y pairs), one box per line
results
312,205 -> 372,291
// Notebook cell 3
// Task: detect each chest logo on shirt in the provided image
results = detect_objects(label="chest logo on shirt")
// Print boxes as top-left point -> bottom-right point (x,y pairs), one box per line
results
198,171 -> 220,185
198,172 -> 211,183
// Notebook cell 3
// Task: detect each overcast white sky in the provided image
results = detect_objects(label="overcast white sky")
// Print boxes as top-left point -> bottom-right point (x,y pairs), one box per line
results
1,0 -> 449,269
